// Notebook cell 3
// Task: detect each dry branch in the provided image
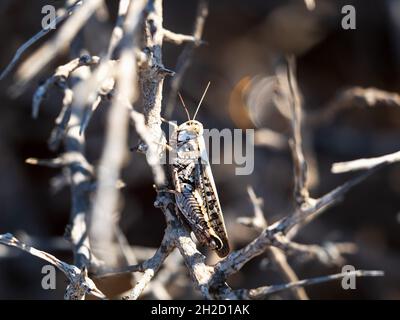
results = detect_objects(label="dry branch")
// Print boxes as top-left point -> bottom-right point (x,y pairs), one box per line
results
0,0 -> 83,80
279,240 -> 357,266
32,55 -> 100,119
286,56 -> 310,207
238,186 -> 308,299
235,270 -> 383,299
332,150 -> 400,173
14,0 -> 103,91
89,0 -> 149,268
26,53 -> 101,272
163,29 -> 202,45
0,233 -> 105,300
65,63 -> 96,271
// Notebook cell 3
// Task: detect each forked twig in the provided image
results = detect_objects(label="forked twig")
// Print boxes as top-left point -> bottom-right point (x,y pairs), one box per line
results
0,233 -> 106,300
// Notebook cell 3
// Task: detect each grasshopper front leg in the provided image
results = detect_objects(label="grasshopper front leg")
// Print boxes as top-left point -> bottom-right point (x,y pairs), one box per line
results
171,167 -> 182,193
154,168 -> 182,195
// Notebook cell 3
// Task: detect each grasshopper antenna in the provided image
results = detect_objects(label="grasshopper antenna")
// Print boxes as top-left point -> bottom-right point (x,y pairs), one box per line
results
178,92 -> 191,121
193,81 -> 210,120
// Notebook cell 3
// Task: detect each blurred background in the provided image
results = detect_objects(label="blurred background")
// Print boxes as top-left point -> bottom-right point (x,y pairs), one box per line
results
0,0 -> 399,299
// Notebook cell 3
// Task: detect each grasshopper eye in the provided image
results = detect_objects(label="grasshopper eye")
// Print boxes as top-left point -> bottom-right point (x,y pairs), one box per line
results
210,235 -> 223,250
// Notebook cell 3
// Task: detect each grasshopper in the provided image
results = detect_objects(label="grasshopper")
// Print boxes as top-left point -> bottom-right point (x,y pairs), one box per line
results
165,83 -> 230,258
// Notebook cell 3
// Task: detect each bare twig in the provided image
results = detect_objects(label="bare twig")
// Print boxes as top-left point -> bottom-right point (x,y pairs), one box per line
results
97,230 -> 172,277
279,240 -> 357,266
32,55 -> 100,119
163,29 -> 202,45
96,219 -> 176,300
332,150 -> 400,173
108,0 -> 131,58
237,186 -> 267,230
286,56 -> 310,207
48,89 -> 74,150
29,52 -> 99,272
165,0 -> 208,117
0,0 -> 83,80
235,270 -> 383,299
307,87 -> 400,126
14,0 -> 103,91
129,269 -> 156,299
144,249 -> 183,299
64,61 -> 97,270
268,247 -> 309,299
238,186 -> 308,299
0,233 -> 106,300
127,233 -> 173,300
74,0 -> 129,133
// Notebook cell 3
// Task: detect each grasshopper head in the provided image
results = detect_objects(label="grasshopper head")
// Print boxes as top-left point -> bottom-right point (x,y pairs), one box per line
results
177,120 -> 204,142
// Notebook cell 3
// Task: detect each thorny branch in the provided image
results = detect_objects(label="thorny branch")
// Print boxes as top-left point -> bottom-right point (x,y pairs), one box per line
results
0,0 -> 389,300
26,52 -> 100,277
